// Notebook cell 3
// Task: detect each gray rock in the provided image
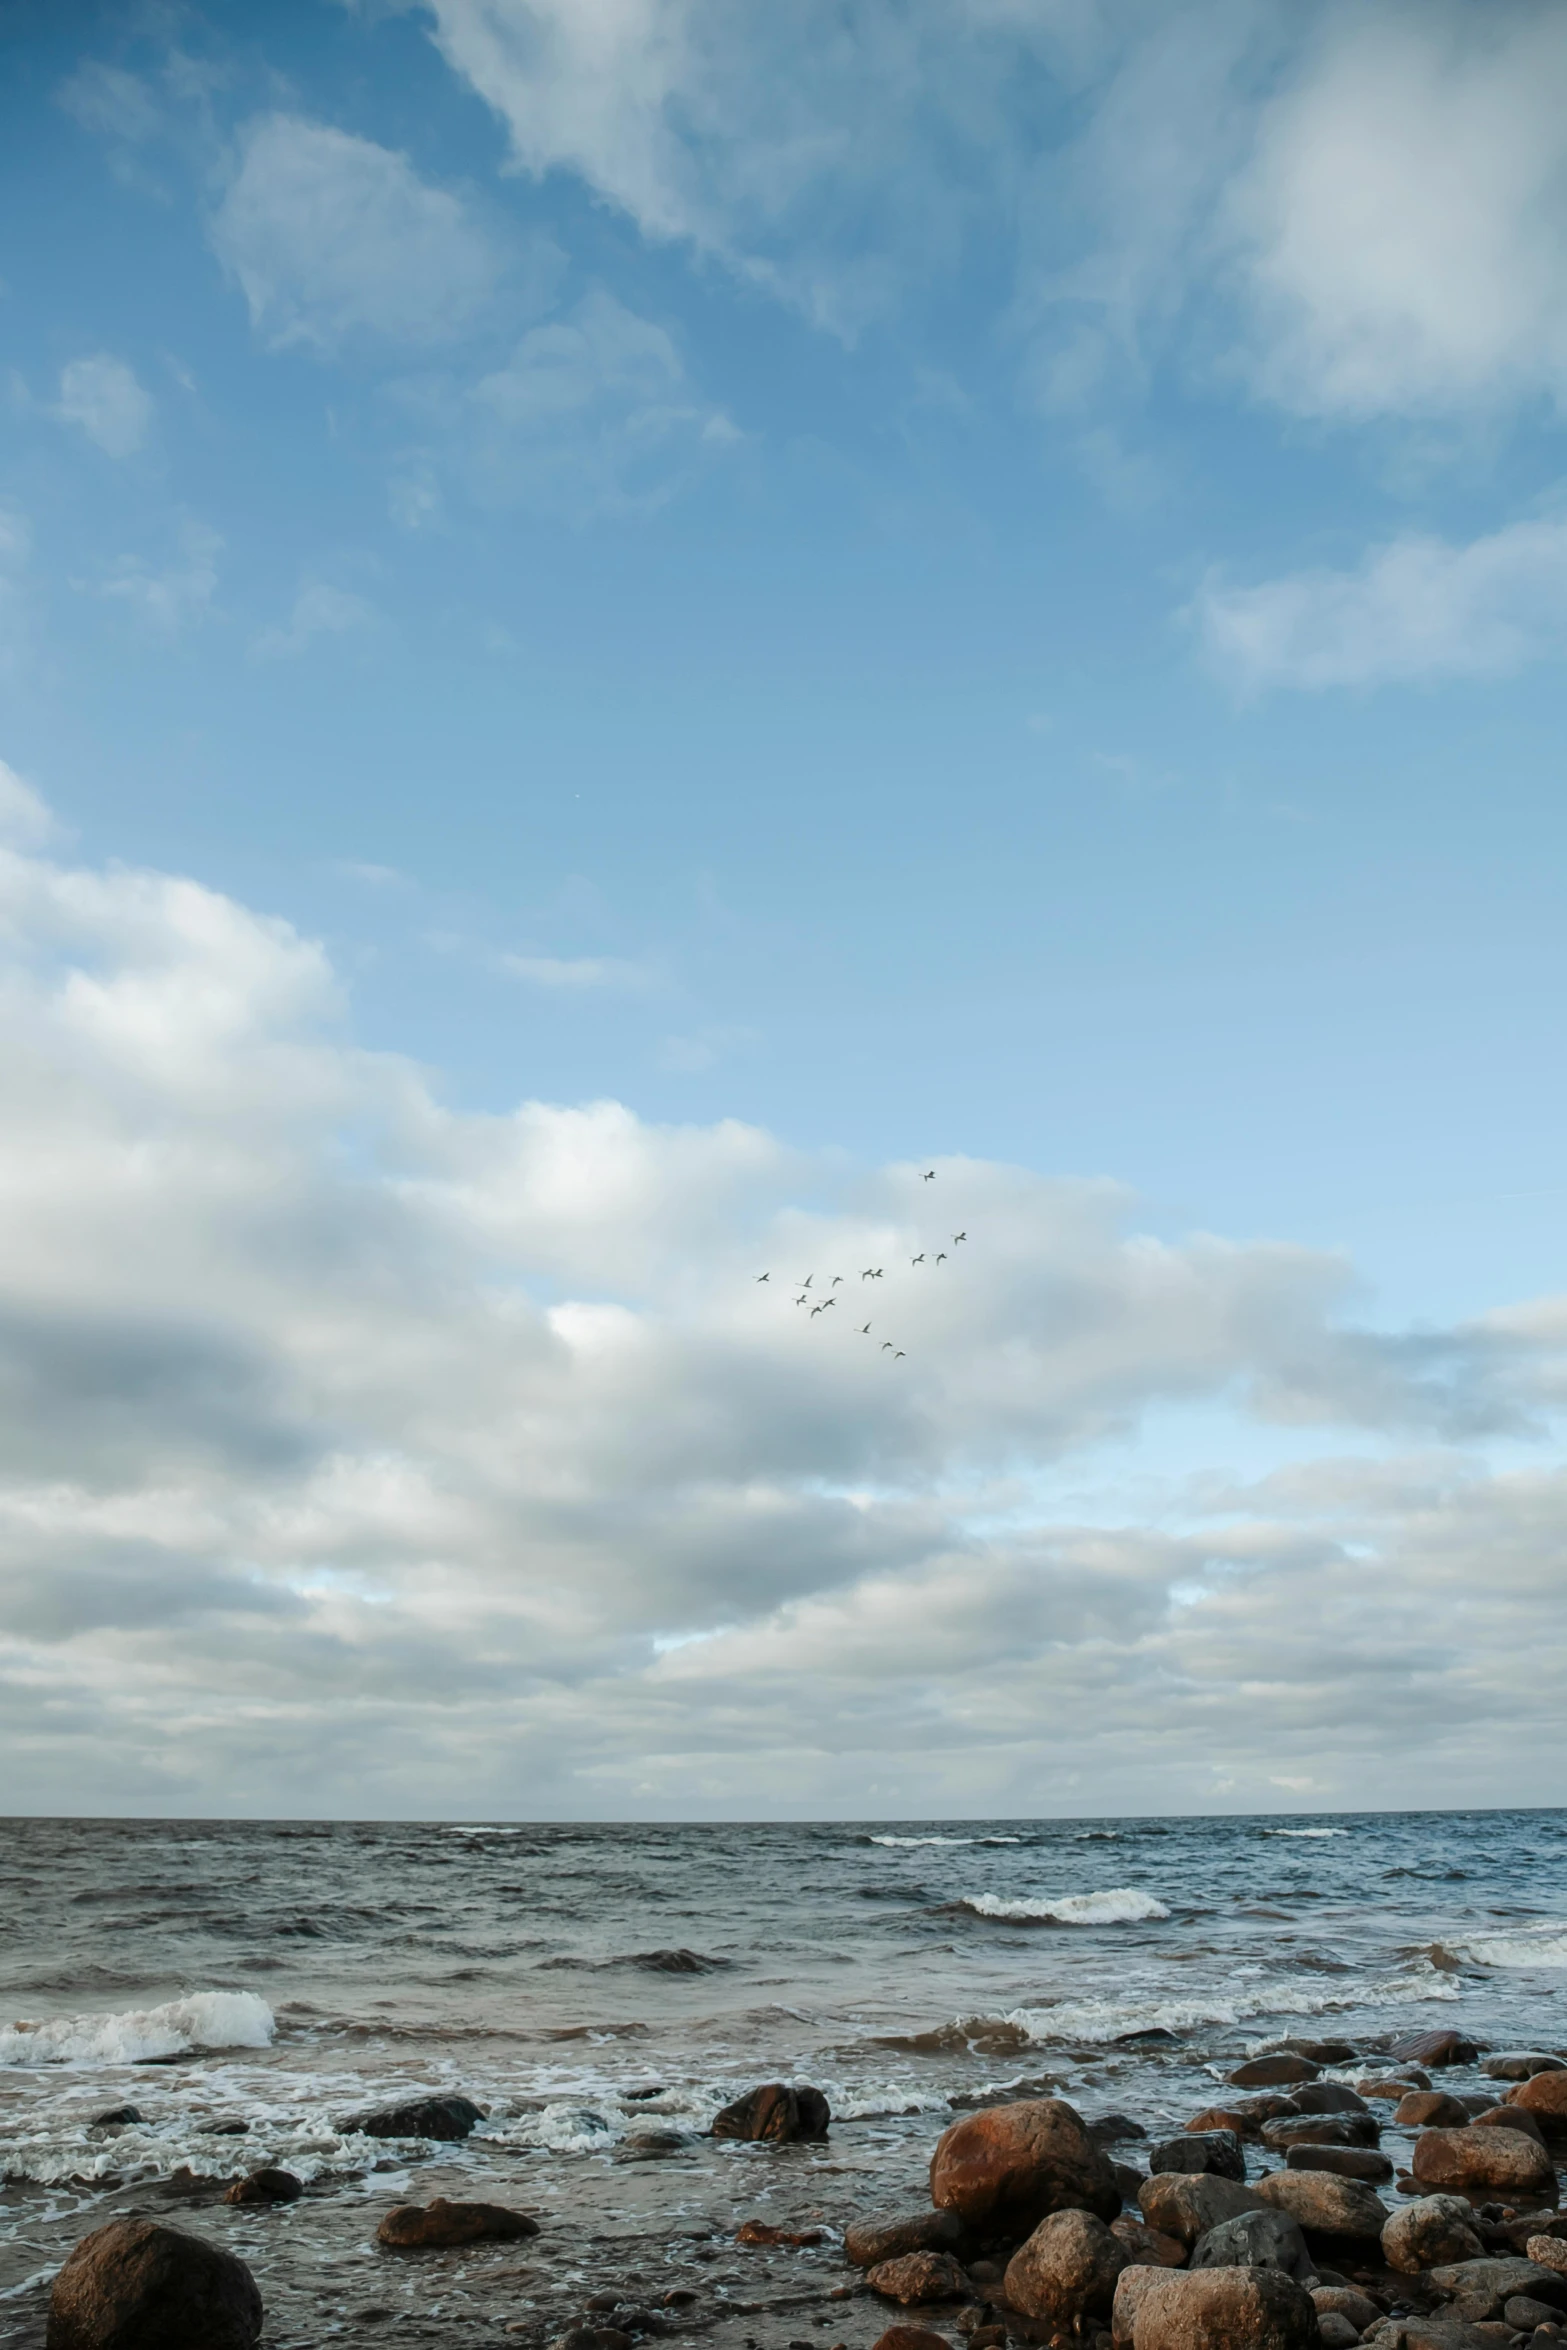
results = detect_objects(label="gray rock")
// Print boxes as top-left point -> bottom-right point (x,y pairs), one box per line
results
1189,2207 -> 1313,2281
1254,2169 -> 1389,2243
1111,2263 -> 1318,2349
1137,2170 -> 1267,2245
1425,2256 -> 1567,2321
1382,2197 -> 1487,2274
1263,2114 -> 1380,2151
1485,2054 -> 1567,2083
1286,2143 -> 1393,2184
845,2213 -> 969,2270
1147,2129 -> 1245,2181
1292,2084 -> 1372,2117
1504,2295 -> 1564,2331
337,2094 -> 484,2142
1317,2316 -> 1359,2348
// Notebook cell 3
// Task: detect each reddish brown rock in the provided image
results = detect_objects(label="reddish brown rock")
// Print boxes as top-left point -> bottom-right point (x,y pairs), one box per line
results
711,2083 -> 830,2141
864,2253 -> 969,2305
1227,2054 -> 1319,2088
1507,2070 -> 1567,2141
1003,2208 -> 1126,2325
1386,2029 -> 1481,2069
929,2098 -> 1119,2234
1311,2285 -> 1381,2332
1487,2053 -> 1567,2083
1185,2104 -> 1260,2140
1109,2216 -> 1184,2269
735,2220 -> 825,2247
1382,2196 -> 1487,2274
871,2329 -> 951,2350
1253,2168 -> 1388,2242
47,2219 -> 262,2350
223,2168 -> 301,2207
1136,2171 -> 1264,2245
376,2198 -> 540,2249
1411,2124 -> 1556,2200
1397,2092 -> 1471,2130
1358,2072 -> 1430,2099
1527,2235 -> 1567,2275
1473,2103 -> 1546,2146
1110,2263 -> 1317,2349
845,2213 -> 968,2269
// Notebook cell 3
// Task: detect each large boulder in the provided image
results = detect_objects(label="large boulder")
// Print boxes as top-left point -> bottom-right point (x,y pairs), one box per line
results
1383,2196 -> 1487,2273
712,2083 -> 829,2141
1472,2101 -> 1546,2145
1147,2129 -> 1244,2181
1110,2263 -> 1317,2349
47,2219 -> 262,2350
1253,2168 -> 1387,2243
1486,2053 -> 1566,2082
871,2331 -> 952,2350
929,2099 -> 1119,2234
1188,2207 -> 1312,2281
1386,2030 -> 1481,2068
1290,2083 -> 1370,2116
1410,2122 -> 1557,2199
845,2212 -> 969,2269
864,2253 -> 969,2305
1507,2069 -> 1567,2142
338,2094 -> 484,2141
1136,2171 -> 1264,2245
1227,2054 -> 1318,2088
1003,2208 -> 1126,2324
1425,2256 -> 1567,2322
1395,2092 -> 1471,2130
1528,2233 -> 1567,2275
377,2199 -> 539,2249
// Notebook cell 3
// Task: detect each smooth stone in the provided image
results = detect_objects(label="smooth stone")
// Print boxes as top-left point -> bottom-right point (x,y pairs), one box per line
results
1509,2075 -> 1567,2143
711,2083 -> 830,2141
1088,2114 -> 1148,2145
1474,2104 -> 1547,2146
337,2095 -> 484,2142
1287,2143 -> 1394,2184
87,2108 -> 144,2134
1230,2055 -> 1322,2088
1189,2207 -> 1313,2281
224,2168 -> 302,2206
377,2199 -> 540,2249
1487,2057 -> 1567,2084
47,2219 -> 262,2350
1293,2085 -> 1373,2118
872,2330 -> 954,2350
1425,2257 -> 1567,2322
1186,2103 -> 1267,2141
1003,2209 -> 1126,2325
1312,2286 -> 1382,2331
1109,2216 -> 1184,2269
1254,2169 -> 1389,2243
1504,2297 -> 1564,2331
1383,2197 -> 1488,2274
1137,2171 -> 1266,2245
930,2099 -> 1120,2233
1388,2032 -> 1483,2070
1399,2094 -> 1474,2130
1111,2263 -> 1318,2349
846,2214 -> 969,2269
865,2253 -> 970,2305
1264,2115 -> 1380,2151
1147,2129 -> 1245,2181
1317,2316 -> 1359,2348
1412,2126 -> 1557,2200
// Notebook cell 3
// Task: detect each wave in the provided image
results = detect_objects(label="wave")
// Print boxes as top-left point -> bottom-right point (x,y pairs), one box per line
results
1002,1962 -> 1456,2045
1440,1925 -> 1567,1969
0,1992 -> 274,2069
1074,1830 -> 1121,1841
868,1834 -> 1020,1848
958,1888 -> 1170,1926
1262,1828 -> 1350,1839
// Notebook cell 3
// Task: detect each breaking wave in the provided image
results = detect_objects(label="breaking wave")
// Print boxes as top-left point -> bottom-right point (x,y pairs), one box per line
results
868,1835 -> 1021,1848
1003,1962 -> 1457,2044
1440,1926 -> 1567,1969
0,1992 -> 275,2069
959,1888 -> 1170,1926
1263,1828 -> 1350,1839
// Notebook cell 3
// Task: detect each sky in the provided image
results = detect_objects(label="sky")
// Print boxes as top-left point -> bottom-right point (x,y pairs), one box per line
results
4,0 -> 1567,1818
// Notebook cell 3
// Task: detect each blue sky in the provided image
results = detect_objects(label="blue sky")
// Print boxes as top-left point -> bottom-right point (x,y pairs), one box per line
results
5,0 -> 1567,1813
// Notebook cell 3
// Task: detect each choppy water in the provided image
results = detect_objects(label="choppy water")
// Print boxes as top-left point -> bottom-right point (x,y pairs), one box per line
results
2,1809 -> 1565,2270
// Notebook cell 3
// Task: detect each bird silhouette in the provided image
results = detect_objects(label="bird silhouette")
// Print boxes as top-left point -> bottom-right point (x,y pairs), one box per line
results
872,1267 -> 884,1278
911,1253 -> 925,1266
795,1295 -> 808,1306
953,1232 -> 966,1244
755,1272 -> 770,1282
860,1267 -> 875,1279
801,1275 -> 813,1288
831,1275 -> 843,1285
811,1303 -> 825,1316
922,1169 -> 935,1180
857,1322 -> 871,1334
894,1350 -> 905,1359
935,1251 -> 947,1263
881,1341 -> 894,1351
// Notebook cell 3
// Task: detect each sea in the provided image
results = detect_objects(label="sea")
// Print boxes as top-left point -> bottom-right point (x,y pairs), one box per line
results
2,1809 -> 1565,2338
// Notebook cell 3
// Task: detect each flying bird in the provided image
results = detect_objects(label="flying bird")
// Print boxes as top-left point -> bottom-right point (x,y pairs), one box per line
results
831,1275 -> 844,1285
811,1304 -> 825,1316
873,1267 -> 884,1279
861,1267 -> 875,1279
857,1322 -> 871,1334
912,1253 -> 925,1265
881,1341 -> 894,1351
755,1272 -> 770,1282
922,1169 -> 935,1180
894,1350 -> 905,1359
795,1295 -> 808,1306
801,1275 -> 813,1288
953,1232 -> 966,1243
935,1251 -> 947,1262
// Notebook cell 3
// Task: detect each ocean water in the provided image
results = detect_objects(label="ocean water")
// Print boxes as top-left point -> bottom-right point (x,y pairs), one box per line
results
3,1808 -> 1566,2321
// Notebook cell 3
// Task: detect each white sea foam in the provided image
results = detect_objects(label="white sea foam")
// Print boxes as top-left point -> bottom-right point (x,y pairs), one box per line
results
830,2081 -> 952,2120
0,1992 -> 274,2069
1262,1828 -> 1349,1839
961,1888 -> 1170,1925
870,1834 -> 1018,1847
1004,1962 -> 1456,2045
1442,1925 -> 1567,1968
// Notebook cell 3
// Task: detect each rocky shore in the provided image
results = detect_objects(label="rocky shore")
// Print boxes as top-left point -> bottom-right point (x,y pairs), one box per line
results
13,2024 -> 1567,2349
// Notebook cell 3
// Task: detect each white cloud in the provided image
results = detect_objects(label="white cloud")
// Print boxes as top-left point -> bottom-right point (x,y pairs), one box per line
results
0,798 -> 1563,1810
56,355 -> 153,458
0,762 -> 57,848
95,520 -> 222,636
210,113 -> 508,351
500,953 -> 651,989
1196,515 -> 1567,690
251,583 -> 376,661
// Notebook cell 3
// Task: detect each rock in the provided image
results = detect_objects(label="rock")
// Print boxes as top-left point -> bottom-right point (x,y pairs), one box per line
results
47,2218 -> 262,2350
1230,2055 -> 1321,2088
1360,2323 -> 1499,2350
929,2099 -> 1120,2233
1114,2160 -> 1147,2203
1317,2316 -> 1359,2348
1508,2073 -> 1567,2141
1487,2055 -> 1566,2083
1264,2115 -> 1381,2151
1359,2073 -> 1431,2099
87,2107 -> 144,2134
1472,2102 -> 1547,2145
865,2253 -> 970,2305
872,2330 -> 953,2350
1254,2170 -> 1389,2243
1187,2104 -> 1267,2141
1137,2171 -> 1266,2245
1504,2295 -> 1563,2331
1111,2263 -> 1318,2348
1393,2095 -> 1470,2128
846,2214 -> 970,2269
1384,2197 -> 1488,2273
1412,2126 -> 1557,2200
1294,2042 -> 1361,2066
1004,2209 -> 1126,2324
1293,2085 -> 1372,2117
1189,2207 -> 1313,2281
377,2199 -> 540,2249
735,2221 -> 826,2246
1089,2114 -> 1148,2146
711,2083 -> 830,2141
1312,2286 -> 1382,2332
1148,2129 -> 1245,2181
338,2094 -> 484,2142
1109,2217 -> 1184,2269
1387,2031 -> 1482,2070
552,2330 -> 634,2350
1286,2143 -> 1393,2183
1425,2257 -> 1567,2322
224,2169 -> 302,2206
1528,2236 -> 1567,2274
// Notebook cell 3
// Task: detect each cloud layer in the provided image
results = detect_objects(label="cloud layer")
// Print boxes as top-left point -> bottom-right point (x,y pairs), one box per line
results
2,796 -> 1564,1815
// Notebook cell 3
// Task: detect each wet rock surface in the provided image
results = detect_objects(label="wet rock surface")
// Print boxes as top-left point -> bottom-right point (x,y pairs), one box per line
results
1002,2208 -> 1126,2324
929,2099 -> 1120,2233
46,2218 -> 263,2350
712,2086 -> 831,2143
377,2197 -> 542,2248
336,2093 -> 486,2142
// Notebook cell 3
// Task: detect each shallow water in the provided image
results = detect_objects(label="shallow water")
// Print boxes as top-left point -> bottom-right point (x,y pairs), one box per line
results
2,1810 -> 1565,2338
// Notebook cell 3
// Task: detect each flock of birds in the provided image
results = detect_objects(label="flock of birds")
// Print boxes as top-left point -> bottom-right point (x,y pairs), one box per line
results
753,1168 -> 966,1362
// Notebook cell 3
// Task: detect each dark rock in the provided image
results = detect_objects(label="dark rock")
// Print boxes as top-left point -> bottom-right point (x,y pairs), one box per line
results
1425,2256 -> 1567,2322
1312,2285 -> 1382,2332
628,1949 -> 729,1973
1253,2169 -> 1389,2242
1111,2262 -> 1318,2348
87,2108 -> 143,2133
1286,2142 -> 1393,2183
552,2330 -> 635,2350
1316,2316 -> 1358,2348
1291,2041 -> 1361,2066
929,2099 -> 1120,2233
1383,2197 -> 1488,2274
377,2198 -> 540,2249
864,2253 -> 970,2305
1359,2323 -> 1501,2350
1109,2216 -> 1184,2269
1398,2094 -> 1475,2130
1504,2295 -> 1563,2330
1148,2129 -> 1244,2181
198,2121 -> 250,2138
846,2214 -> 969,2270
1262,2114 -> 1380,2151
1229,2054 -> 1320,2088
1486,2055 -> 1566,2084
338,2095 -> 484,2142
47,2218 -> 262,2350
1113,2160 -> 1146,2203
1412,2125 -> 1557,2200
1291,2084 -> 1371,2117
1137,2171 -> 1266,2245
224,2168 -> 302,2206
1087,2114 -> 1147,2146
711,2083 -> 830,2142
615,2129 -> 691,2161
871,2330 -> 952,2350
734,2221 -> 826,2247
1388,2031 -> 1483,2070
1003,2210 -> 1125,2324
1189,2207 -> 1313,2281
